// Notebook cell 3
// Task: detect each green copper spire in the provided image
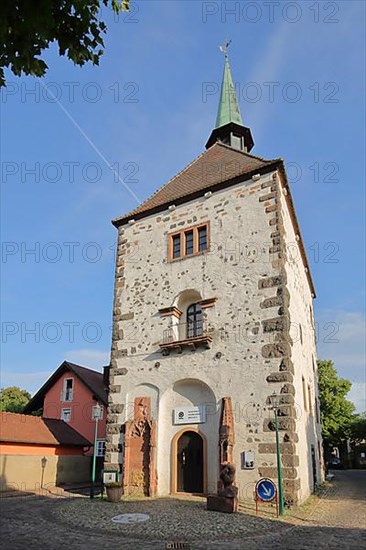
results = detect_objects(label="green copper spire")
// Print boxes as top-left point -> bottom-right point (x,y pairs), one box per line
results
205,42 -> 254,152
215,46 -> 243,129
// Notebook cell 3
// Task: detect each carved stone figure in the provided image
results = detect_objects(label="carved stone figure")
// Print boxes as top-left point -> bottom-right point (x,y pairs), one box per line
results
207,462 -> 238,513
218,463 -> 238,499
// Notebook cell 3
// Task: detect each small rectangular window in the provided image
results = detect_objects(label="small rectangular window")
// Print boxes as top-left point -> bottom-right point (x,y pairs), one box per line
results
63,378 -> 74,402
185,230 -> 194,256
61,408 -> 71,422
302,377 -> 308,412
96,439 -> 106,457
168,223 -> 210,261
172,234 -> 181,259
308,385 -> 313,415
198,226 -> 208,251
231,134 -> 242,150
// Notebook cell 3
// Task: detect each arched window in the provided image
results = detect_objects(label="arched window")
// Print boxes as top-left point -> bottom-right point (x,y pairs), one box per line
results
187,303 -> 203,338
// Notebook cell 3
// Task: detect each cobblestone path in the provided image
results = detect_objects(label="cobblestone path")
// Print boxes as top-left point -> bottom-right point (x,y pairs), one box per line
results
1,470 -> 365,549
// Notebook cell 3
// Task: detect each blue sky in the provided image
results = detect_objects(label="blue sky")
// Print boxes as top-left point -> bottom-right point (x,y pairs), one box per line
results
1,1 -> 365,410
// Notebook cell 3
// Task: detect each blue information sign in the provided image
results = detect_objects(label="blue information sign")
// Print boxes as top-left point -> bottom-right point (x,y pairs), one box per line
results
255,478 -> 277,502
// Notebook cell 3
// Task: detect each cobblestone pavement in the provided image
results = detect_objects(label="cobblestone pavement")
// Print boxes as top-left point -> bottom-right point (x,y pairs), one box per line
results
1,470 -> 365,550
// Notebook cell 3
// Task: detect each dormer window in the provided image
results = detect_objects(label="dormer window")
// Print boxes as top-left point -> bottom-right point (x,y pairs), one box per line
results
231,133 -> 242,150
168,223 -> 210,261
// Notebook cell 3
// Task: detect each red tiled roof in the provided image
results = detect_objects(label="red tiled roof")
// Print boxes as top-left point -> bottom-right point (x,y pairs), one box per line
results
0,412 -> 91,447
23,361 -> 108,414
112,142 -> 280,226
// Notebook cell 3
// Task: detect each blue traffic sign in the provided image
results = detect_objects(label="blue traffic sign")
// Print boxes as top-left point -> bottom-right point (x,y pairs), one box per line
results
255,478 -> 277,502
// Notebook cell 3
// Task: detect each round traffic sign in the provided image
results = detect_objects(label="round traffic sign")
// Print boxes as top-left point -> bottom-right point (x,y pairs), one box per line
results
255,478 -> 277,502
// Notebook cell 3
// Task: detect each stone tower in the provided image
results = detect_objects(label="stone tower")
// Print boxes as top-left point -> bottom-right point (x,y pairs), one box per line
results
105,50 -> 324,505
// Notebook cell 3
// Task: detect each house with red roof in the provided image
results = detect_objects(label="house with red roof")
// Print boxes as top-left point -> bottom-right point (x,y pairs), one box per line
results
0,412 -> 91,492
23,361 -> 109,460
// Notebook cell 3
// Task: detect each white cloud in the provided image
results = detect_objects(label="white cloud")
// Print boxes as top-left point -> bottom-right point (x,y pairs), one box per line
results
316,310 -> 366,411
246,23 -> 295,138
63,348 -> 110,371
348,382 -> 366,414
0,371 -> 52,395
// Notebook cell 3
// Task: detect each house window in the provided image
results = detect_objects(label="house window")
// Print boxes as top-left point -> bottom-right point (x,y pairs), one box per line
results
315,397 -> 320,423
302,377 -> 308,412
96,439 -> 106,457
187,303 -> 203,338
172,234 -> 181,259
198,225 -> 208,252
62,378 -> 74,402
185,230 -> 194,255
168,223 -> 210,261
61,408 -> 71,422
231,133 -> 242,150
309,304 -> 314,328
308,385 -> 313,415
318,440 -> 322,463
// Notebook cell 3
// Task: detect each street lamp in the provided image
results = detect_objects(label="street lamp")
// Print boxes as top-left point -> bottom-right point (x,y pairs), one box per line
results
271,392 -> 285,516
90,403 -> 103,499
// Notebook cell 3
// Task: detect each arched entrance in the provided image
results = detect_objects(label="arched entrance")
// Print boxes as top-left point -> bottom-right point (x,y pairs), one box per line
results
174,430 -> 204,494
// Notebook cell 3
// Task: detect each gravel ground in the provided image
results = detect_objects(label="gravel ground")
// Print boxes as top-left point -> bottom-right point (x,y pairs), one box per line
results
55,496 -> 287,542
1,470 -> 365,550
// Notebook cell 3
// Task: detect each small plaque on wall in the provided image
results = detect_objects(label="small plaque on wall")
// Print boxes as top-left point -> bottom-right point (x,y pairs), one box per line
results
241,451 -> 255,469
103,471 -> 118,484
173,405 -> 206,425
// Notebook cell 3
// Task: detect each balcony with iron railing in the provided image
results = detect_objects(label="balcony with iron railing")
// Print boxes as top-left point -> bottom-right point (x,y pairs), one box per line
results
159,320 -> 212,355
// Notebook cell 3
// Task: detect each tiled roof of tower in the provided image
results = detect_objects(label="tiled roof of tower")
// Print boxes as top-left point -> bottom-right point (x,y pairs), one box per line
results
112,143 -> 281,227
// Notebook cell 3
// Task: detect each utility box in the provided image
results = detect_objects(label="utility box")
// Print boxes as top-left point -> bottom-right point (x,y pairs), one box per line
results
241,451 -> 255,469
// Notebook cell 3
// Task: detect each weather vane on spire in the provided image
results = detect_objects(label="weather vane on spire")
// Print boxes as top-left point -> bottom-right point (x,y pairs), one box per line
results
219,40 -> 232,57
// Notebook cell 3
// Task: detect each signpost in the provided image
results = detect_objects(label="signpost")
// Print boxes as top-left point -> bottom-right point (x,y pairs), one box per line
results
90,403 -> 103,499
255,478 -> 278,517
270,392 -> 285,516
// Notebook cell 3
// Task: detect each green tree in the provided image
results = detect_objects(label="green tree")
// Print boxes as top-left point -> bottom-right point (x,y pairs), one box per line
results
0,0 -> 130,86
317,359 -> 355,449
349,413 -> 366,444
0,386 -> 31,413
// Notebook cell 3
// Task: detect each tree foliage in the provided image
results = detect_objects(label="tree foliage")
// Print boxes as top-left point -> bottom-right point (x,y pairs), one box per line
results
349,413 -> 366,444
0,386 -> 31,413
317,359 -> 355,447
0,0 -> 130,86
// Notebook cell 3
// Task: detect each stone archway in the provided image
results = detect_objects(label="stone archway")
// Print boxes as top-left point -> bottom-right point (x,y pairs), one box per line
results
171,427 -> 207,495
158,378 -> 217,496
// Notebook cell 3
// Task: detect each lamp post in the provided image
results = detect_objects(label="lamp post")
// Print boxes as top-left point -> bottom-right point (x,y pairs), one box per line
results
271,392 -> 285,516
90,403 -> 102,499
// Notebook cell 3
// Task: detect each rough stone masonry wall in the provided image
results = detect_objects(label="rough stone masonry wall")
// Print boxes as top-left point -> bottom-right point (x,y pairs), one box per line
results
256,172 -> 301,506
104,169 -> 321,503
277,172 -> 324,499
104,226 -> 127,470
